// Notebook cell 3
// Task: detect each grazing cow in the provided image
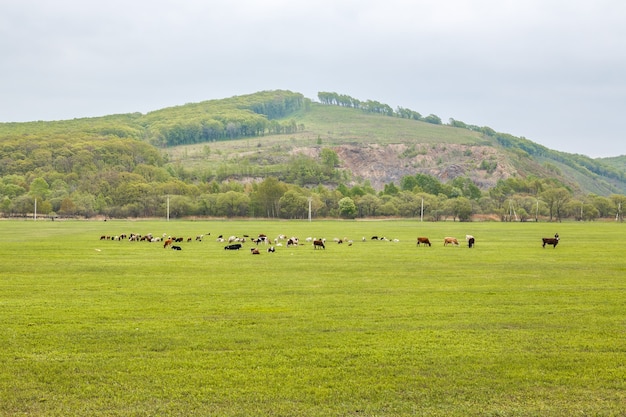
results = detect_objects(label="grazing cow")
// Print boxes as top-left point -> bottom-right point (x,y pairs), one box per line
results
444,237 -> 459,246
267,246 -> 275,253
466,235 -> 475,248
542,233 -> 559,248
250,248 -> 260,255
416,237 -> 431,247
171,245 -> 182,250
163,238 -> 174,248
224,243 -> 242,250
313,239 -> 325,250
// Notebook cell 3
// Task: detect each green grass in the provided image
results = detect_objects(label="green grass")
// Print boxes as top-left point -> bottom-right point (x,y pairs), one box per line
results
1,220 -> 625,416
164,103 -> 489,168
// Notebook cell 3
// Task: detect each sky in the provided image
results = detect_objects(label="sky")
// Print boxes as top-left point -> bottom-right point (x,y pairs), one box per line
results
1,0 -> 625,158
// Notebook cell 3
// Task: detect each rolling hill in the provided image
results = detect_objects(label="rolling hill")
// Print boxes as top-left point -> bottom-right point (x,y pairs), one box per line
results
160,94 -> 626,196
1,89 -> 625,199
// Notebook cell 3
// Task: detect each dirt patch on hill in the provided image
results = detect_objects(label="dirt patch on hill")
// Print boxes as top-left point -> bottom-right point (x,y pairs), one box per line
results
292,143 -> 515,190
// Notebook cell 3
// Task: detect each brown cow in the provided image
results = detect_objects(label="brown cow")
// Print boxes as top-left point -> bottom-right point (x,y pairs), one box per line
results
416,237 -> 431,247
444,237 -> 459,246
542,233 -> 559,248
163,238 -> 174,248
313,239 -> 325,249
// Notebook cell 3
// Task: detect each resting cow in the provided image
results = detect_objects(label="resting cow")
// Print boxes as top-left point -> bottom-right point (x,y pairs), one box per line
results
416,237 -> 431,247
224,243 -> 242,250
542,233 -> 559,248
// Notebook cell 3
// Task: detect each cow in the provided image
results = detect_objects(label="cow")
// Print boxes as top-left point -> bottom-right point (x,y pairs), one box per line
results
313,239 -> 325,250
416,237 -> 431,247
224,243 -> 242,250
542,233 -> 559,248
250,248 -> 260,255
466,235 -> 475,248
163,238 -> 174,248
287,237 -> 299,247
267,246 -> 276,253
171,245 -> 182,250
444,237 -> 459,246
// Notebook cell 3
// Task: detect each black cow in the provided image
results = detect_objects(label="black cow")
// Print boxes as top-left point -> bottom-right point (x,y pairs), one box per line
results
542,233 -> 559,248
313,239 -> 325,250
224,243 -> 242,250
171,245 -> 182,250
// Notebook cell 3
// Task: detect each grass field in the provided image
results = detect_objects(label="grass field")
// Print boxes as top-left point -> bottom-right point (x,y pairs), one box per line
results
1,219 -> 625,416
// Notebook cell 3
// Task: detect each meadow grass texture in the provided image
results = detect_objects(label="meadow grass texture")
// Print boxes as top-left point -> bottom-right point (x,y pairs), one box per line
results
0,219 -> 624,416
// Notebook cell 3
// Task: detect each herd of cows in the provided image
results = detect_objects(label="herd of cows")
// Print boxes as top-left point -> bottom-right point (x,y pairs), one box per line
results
98,232 -> 561,252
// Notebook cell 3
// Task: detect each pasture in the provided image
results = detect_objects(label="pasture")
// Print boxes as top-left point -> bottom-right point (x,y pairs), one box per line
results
0,219 -> 624,416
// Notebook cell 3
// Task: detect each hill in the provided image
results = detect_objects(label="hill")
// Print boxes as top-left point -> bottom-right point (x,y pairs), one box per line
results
162,97 -> 626,196
1,90 -> 625,220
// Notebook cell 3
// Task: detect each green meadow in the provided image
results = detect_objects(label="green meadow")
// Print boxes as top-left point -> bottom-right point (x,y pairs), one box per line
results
1,219 -> 624,416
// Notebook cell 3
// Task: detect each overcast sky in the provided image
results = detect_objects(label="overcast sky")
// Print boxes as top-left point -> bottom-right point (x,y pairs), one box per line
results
1,0 -> 625,158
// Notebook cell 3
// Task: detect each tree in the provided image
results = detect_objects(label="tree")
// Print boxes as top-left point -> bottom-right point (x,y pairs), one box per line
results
610,194 -> 626,222
320,148 -> 339,170
338,197 -> 357,219
395,191 -> 422,217
254,177 -> 287,218
29,177 -> 50,201
279,189 -> 308,219
356,194 -> 381,217
217,191 -> 249,217
540,187 -> 571,221
383,182 -> 399,196
443,197 -> 473,221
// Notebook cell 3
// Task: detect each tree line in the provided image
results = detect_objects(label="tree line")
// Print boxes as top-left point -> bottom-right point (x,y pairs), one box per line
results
2,153 -> 625,222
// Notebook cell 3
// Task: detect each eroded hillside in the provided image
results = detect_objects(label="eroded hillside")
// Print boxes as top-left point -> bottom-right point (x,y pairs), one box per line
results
291,143 -> 519,191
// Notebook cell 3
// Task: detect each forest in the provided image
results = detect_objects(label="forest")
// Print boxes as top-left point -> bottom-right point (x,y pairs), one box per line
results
1,90 -> 625,221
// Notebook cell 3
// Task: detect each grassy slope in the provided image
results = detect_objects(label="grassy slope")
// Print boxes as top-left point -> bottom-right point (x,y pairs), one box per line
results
2,92 -> 623,195
1,220 -> 625,416
289,104 -> 489,145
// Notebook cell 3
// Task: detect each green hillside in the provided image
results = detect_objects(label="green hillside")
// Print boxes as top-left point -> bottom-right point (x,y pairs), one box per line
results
1,90 -> 625,220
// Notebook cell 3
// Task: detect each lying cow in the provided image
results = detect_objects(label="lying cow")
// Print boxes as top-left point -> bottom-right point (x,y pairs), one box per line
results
224,243 -> 242,250
416,237 -> 431,247
542,233 -> 559,248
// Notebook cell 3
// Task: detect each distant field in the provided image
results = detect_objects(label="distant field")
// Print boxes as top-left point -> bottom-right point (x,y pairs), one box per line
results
1,219 -> 624,416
